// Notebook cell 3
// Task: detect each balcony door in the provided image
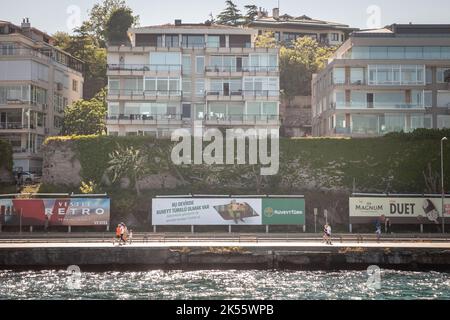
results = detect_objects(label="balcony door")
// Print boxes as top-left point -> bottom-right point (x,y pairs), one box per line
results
223,83 -> 230,96
182,103 -> 191,119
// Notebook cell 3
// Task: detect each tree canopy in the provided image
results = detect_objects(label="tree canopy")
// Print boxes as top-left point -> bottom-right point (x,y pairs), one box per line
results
216,0 -> 244,26
62,90 -> 107,136
105,7 -> 135,45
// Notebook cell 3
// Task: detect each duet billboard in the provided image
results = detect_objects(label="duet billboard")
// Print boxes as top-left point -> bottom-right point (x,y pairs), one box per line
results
0,198 -> 110,226
152,197 -> 305,226
349,196 -> 450,224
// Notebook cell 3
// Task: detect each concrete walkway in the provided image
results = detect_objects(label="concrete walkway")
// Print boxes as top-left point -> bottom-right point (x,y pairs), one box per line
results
1,241 -> 450,249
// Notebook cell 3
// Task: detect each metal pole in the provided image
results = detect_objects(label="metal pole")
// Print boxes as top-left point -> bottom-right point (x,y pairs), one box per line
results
442,137 -> 447,234
19,209 -> 22,235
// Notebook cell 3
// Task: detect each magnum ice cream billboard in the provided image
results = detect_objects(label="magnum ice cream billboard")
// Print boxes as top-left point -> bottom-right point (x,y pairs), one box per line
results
350,197 -> 450,224
152,198 -> 305,226
0,198 -> 110,226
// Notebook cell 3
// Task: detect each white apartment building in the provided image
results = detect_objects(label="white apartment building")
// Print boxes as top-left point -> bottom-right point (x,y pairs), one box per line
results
0,19 -> 84,173
106,21 -> 280,138
312,24 -> 450,137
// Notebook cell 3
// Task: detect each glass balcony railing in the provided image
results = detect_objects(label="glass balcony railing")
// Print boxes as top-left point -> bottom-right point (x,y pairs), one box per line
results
107,64 -> 182,72
106,114 -> 182,121
205,66 -> 278,73
107,90 -> 182,98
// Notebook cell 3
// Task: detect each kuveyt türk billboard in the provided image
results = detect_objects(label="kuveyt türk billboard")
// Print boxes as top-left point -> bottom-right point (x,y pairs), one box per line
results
0,198 -> 110,226
152,198 -> 305,226
350,197 -> 450,224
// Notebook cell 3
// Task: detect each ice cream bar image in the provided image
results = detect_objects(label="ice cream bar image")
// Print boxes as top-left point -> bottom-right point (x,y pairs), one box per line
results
422,199 -> 439,223
214,201 -> 259,221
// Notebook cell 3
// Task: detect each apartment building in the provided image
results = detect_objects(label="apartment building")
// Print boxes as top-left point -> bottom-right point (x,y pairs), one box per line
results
0,19 -> 83,173
248,8 -> 357,47
312,24 -> 450,137
106,21 -> 280,138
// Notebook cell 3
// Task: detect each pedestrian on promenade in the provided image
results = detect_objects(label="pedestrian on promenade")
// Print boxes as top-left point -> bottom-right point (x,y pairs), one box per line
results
119,223 -> 126,246
115,224 -> 121,246
128,229 -> 133,245
385,218 -> 391,234
323,224 -> 332,245
376,222 -> 382,243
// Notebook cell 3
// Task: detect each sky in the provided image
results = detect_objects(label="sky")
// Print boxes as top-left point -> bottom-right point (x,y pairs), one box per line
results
2,0 -> 450,35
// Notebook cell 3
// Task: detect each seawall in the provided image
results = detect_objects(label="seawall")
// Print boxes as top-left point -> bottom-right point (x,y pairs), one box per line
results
1,244 -> 450,271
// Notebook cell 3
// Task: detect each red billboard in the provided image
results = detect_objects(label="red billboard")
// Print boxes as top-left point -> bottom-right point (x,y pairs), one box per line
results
0,198 -> 110,226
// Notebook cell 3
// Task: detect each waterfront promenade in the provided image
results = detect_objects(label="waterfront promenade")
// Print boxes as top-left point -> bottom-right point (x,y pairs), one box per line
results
0,233 -> 450,270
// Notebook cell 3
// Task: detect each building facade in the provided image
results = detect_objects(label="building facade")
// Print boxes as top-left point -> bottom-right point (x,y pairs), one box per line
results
106,21 -> 280,137
248,8 -> 357,47
312,24 -> 450,137
0,19 -> 83,173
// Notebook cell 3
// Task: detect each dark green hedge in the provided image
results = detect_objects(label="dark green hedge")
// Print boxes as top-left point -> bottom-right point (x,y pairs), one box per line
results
0,138 -> 13,172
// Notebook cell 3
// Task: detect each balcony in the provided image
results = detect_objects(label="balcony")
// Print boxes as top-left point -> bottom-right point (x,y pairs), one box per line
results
0,122 -> 27,130
203,114 -> 281,126
107,64 -> 182,76
106,114 -> 183,125
107,90 -> 183,101
206,90 -> 279,101
205,66 -> 279,76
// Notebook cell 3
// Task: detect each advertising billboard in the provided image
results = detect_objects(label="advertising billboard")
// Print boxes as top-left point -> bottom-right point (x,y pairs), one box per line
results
152,197 -> 305,226
0,198 -> 110,226
349,197 -> 450,224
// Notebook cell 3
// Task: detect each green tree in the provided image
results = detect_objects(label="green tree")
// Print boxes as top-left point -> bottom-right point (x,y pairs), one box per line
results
105,8 -> 135,45
53,30 -> 107,99
62,92 -> 107,135
280,37 -> 336,99
255,32 -> 278,49
216,0 -> 244,26
108,145 -> 147,196
243,5 -> 258,25
79,0 -> 139,48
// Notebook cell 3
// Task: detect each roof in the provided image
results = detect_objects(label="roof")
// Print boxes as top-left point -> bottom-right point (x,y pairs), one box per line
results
249,15 -> 357,31
135,23 -> 246,30
0,19 -> 54,41
351,24 -> 450,38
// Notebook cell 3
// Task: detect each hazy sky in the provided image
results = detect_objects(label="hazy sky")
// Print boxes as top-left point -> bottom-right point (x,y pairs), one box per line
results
2,0 -> 450,35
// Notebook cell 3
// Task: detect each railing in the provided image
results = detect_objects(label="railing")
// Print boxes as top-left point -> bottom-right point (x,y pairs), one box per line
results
205,66 -> 278,73
0,122 -> 27,130
108,90 -> 183,99
106,114 -> 182,122
203,114 -> 281,124
107,64 -> 182,73
206,90 -> 280,98
334,103 -> 426,109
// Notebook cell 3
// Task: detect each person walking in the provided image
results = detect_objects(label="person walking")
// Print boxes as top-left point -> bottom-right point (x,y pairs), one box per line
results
376,221 -> 382,243
115,224 -> 121,246
385,218 -> 391,234
326,224 -> 332,245
119,223 -> 126,246
323,224 -> 332,245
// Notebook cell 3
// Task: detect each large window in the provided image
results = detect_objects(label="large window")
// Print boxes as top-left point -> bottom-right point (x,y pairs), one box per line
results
438,91 -> 450,108
182,35 -> 205,48
348,46 -> 450,60
410,114 -> 433,131
244,77 -> 279,96
0,85 -> 30,104
144,77 -> 180,95
208,78 -> 242,96
150,52 -> 181,72
165,35 -> 179,48
182,55 -> 191,75
248,54 -> 278,72
368,65 -> 425,85
351,115 -> 379,135
124,78 -> 143,94
124,102 -> 178,117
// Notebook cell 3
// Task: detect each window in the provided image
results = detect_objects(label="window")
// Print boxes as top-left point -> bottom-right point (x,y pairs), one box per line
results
196,56 -> 205,74
124,78 -> 143,93
438,115 -> 450,129
72,80 -> 78,92
182,35 -> 205,48
368,65 -> 425,85
182,79 -> 191,96
351,115 -> 379,135
331,33 -> 339,41
195,104 -> 205,119
108,79 -> 120,94
243,77 -> 279,96
182,55 -> 191,75
207,35 -> 220,48
108,102 -> 119,117
350,68 -> 364,85
150,52 -> 181,72
438,91 -> 450,108
350,91 -> 366,108
165,35 -> 179,48
196,79 -> 205,97
410,114 -> 433,131
437,68 -> 450,83
333,68 -> 345,84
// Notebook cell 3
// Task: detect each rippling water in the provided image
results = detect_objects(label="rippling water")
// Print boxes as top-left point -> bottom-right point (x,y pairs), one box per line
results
1,270 -> 450,300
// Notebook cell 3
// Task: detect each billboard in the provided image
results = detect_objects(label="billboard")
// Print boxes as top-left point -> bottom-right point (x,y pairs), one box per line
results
350,197 -> 450,224
152,197 -> 305,226
0,198 -> 110,226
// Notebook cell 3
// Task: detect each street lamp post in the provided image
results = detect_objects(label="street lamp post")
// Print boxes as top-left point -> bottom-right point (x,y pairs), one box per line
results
442,137 -> 448,234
